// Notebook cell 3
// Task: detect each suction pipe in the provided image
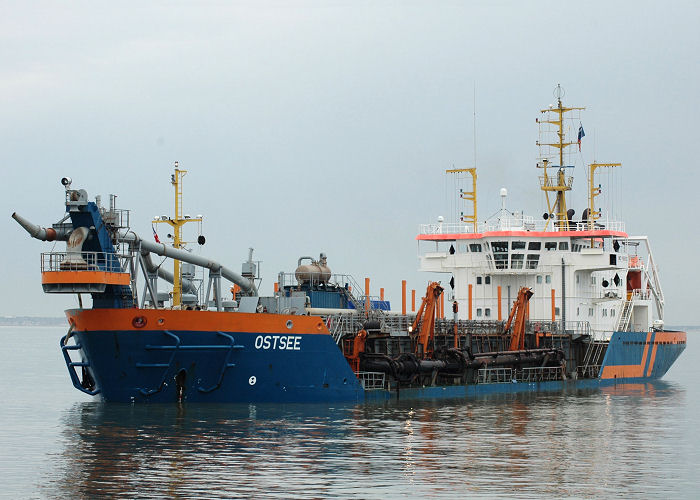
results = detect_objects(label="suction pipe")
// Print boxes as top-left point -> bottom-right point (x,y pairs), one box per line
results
12,212 -> 72,241
119,231 -> 257,295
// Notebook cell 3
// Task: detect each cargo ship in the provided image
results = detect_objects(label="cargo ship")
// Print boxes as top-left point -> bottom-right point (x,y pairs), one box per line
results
13,87 -> 686,403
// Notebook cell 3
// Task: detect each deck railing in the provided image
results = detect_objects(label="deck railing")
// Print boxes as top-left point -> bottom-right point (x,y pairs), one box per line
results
419,218 -> 625,236
41,251 -> 132,274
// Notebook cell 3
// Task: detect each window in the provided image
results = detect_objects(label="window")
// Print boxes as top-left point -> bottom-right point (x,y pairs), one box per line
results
545,275 -> 551,284
512,241 -> 526,250
528,241 -> 541,250
485,276 -> 491,285
576,274 -> 580,284
559,242 -> 569,250
603,309 -> 608,317
477,308 -> 483,317
511,254 -> 524,269
526,254 -> 540,269
555,307 -> 560,316
588,308 -> 594,316
476,276 -> 482,284
545,242 -> 557,251
469,244 -> 482,252
611,309 -> 616,317
591,277 -> 596,285
536,275 -> 543,284
492,241 -> 508,269
485,308 -> 491,317
576,307 -> 580,316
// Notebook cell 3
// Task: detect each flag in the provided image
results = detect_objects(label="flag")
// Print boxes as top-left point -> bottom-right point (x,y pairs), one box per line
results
578,124 -> 585,151
152,224 -> 161,243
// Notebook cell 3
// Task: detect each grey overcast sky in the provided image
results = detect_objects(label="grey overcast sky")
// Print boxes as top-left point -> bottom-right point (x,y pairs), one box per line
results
2,1 -> 698,324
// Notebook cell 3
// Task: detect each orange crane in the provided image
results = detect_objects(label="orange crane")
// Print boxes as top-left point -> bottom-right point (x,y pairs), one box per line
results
345,329 -> 367,373
411,282 -> 444,357
504,287 -> 534,351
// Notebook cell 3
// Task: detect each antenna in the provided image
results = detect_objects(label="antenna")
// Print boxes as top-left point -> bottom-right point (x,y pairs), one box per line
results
473,82 -> 477,169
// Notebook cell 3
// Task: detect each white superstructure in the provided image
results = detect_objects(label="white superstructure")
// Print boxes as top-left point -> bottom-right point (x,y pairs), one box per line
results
417,86 -> 663,340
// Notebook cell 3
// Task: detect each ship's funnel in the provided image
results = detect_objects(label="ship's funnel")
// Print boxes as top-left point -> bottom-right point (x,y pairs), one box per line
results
12,212 -> 71,241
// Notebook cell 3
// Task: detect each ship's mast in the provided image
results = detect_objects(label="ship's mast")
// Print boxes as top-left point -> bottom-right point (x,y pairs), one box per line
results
153,162 -> 202,307
537,85 -> 584,231
447,168 -> 477,232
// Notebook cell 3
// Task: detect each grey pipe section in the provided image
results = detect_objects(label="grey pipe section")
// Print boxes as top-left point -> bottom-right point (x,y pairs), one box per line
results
140,251 -> 197,295
12,212 -> 71,241
120,231 -> 257,295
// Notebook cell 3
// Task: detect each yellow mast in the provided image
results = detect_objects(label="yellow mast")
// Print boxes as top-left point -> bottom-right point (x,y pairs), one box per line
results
588,162 -> 621,236
446,168 -> 477,232
537,85 -> 584,231
152,162 -> 202,307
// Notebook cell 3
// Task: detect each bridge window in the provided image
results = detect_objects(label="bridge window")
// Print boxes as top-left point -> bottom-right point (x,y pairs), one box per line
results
492,241 -> 508,269
545,242 -> 557,251
512,241 -> 526,250
526,254 -> 540,269
611,309 -> 616,317
588,308 -> 594,316
559,242 -> 569,250
469,243 -> 482,252
528,242 -> 541,250
511,254 -> 524,269
485,276 -> 491,284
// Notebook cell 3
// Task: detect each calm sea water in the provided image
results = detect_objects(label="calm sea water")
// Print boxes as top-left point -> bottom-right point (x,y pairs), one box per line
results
0,326 -> 698,499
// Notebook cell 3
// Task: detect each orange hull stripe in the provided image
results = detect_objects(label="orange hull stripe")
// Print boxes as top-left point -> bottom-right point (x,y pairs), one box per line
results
601,331 -> 686,379
43,271 -> 131,286
66,308 -> 332,336
601,365 -> 645,379
601,331 -> 651,379
647,343 -> 659,377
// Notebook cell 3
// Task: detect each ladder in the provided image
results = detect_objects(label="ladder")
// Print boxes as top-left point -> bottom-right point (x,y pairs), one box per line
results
617,300 -> 633,332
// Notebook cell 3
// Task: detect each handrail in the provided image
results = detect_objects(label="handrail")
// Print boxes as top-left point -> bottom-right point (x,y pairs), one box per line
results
419,218 -> 625,235
197,332 -> 244,393
41,251 -> 131,274
137,330 -> 181,396
60,334 -> 101,396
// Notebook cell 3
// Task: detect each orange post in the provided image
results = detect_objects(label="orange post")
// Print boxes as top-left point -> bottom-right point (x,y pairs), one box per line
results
551,289 -> 556,322
411,289 -> 416,312
365,278 -> 370,314
440,292 -> 445,319
468,284 -> 473,320
274,282 -> 279,293
497,285 -> 502,321
380,287 -> 384,301
401,280 -> 407,315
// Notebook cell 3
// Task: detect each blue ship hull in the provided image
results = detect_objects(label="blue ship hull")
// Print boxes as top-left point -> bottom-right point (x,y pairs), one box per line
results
63,309 -> 686,403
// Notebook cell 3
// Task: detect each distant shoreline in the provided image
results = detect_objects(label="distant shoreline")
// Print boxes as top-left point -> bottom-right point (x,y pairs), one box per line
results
0,317 -> 66,326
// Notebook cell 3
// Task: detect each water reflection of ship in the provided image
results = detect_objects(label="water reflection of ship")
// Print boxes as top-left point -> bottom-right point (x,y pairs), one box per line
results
52,402 -> 356,498
50,383 -> 686,497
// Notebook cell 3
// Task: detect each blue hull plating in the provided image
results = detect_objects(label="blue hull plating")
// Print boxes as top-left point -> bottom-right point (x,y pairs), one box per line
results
69,328 -> 685,403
